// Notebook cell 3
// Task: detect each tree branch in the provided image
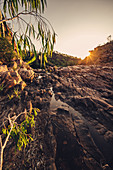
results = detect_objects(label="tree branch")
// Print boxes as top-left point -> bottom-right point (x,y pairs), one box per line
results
0,11 -> 39,24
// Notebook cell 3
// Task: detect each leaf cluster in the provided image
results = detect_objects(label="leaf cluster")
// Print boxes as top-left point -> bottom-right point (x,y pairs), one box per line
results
2,108 -> 39,151
0,0 -> 56,66
3,0 -> 47,18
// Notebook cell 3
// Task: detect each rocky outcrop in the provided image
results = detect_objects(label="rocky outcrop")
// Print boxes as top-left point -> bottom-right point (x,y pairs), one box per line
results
80,41 -> 113,65
0,59 -> 35,92
0,65 -> 113,169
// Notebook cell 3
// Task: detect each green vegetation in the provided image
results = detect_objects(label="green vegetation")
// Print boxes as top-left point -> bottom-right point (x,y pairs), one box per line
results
0,0 -> 56,66
0,84 -> 4,91
28,52 -> 81,68
0,108 -> 39,169
48,52 -> 81,67
0,0 -> 56,169
0,37 -> 15,63
8,88 -> 21,100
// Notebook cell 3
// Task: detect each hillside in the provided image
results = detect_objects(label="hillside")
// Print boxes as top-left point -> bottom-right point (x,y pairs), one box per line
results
29,52 -> 81,68
80,41 -> 113,65
47,52 -> 81,67
29,41 -> 113,69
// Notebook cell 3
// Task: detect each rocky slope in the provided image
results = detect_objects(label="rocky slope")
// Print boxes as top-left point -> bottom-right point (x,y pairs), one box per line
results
80,41 -> 113,65
0,62 -> 113,169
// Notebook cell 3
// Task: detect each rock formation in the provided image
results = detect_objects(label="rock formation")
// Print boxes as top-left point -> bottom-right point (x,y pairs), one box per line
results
80,41 -> 113,65
0,62 -> 113,169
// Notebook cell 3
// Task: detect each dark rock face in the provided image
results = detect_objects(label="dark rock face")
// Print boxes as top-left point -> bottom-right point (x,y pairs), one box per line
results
1,65 -> 113,169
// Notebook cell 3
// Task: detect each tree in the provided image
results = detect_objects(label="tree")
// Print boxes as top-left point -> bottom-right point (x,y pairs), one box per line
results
0,0 -> 56,65
0,0 -> 56,169
107,35 -> 111,42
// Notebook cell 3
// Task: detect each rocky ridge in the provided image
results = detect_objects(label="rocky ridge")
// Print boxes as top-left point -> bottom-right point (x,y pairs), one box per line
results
0,61 -> 113,169
80,41 -> 113,65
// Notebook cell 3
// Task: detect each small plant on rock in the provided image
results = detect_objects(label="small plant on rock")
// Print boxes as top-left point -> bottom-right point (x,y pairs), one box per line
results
0,108 -> 39,170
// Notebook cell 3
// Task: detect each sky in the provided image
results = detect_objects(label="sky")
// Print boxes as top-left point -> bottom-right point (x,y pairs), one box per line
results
42,0 -> 113,59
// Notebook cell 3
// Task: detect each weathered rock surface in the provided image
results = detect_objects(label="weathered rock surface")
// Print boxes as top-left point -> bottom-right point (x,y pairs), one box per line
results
0,59 -> 34,92
0,65 -> 113,169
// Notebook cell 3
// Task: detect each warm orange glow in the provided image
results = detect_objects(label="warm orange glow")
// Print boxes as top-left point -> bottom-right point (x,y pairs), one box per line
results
87,51 -> 91,57
83,51 -> 94,65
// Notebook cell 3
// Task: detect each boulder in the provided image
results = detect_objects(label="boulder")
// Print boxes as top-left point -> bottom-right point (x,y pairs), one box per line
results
0,65 -> 8,72
0,68 -> 26,92
19,69 -> 34,82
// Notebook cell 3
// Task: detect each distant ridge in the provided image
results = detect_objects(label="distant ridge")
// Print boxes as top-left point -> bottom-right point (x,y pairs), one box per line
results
27,41 -> 113,69
47,52 -> 81,67
80,41 -> 113,65
30,52 -> 81,68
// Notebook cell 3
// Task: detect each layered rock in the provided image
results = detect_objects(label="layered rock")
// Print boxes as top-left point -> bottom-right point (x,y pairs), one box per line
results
0,65 -> 113,169
0,59 -> 35,92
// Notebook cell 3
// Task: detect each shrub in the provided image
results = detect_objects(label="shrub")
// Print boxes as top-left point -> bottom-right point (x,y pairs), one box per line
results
0,37 -> 15,64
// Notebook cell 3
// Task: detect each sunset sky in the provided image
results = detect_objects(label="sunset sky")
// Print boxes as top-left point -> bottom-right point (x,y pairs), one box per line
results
42,0 -> 113,59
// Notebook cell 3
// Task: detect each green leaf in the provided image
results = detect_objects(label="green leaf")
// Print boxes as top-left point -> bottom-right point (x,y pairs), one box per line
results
36,33 -> 40,40
25,24 -> 29,35
44,53 -> 47,63
3,0 -> 7,14
33,108 -> 37,116
17,40 -> 21,55
6,129 -> 9,135
19,46 -> 22,56
52,32 -> 56,44
19,35 -> 23,44
38,22 -> 41,35
32,25 -> 35,38
27,55 -> 36,64
29,135 -> 33,141
26,36 -> 30,51
47,41 -> 50,55
24,36 -> 26,49
51,43 -> 53,57
42,32 -> 44,46
43,52 -> 47,68
33,0 -> 35,9
15,0 -> 18,13
38,0 -> 41,13
29,25 -> 31,37
2,128 -> 6,134
41,0 -> 44,12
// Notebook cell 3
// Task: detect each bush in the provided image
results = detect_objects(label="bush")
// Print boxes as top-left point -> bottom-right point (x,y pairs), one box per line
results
0,37 -> 15,64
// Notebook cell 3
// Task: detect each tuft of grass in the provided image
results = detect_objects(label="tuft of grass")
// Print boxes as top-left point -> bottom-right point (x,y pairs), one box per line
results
8,94 -> 14,100
8,88 -> 21,100
14,88 -> 20,98
0,84 -> 4,91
